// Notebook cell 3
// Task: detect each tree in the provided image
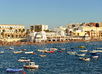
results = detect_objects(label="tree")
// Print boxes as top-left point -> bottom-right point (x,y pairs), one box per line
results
15,29 -> 18,33
26,29 -> 30,36
9,27 -> 13,30
73,28 -> 77,31
65,29 -> 69,34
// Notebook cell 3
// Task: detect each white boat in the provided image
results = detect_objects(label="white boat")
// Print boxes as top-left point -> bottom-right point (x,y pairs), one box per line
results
59,48 -> 66,50
90,56 -> 98,59
75,53 -> 85,56
50,48 -> 57,51
79,50 -> 88,52
37,49 -> 46,52
10,47 -> 14,50
92,50 -> 102,52
79,57 -> 90,61
25,51 -> 33,54
23,62 -> 39,69
13,51 -> 22,54
97,48 -> 102,49
18,57 -> 30,62
67,51 -> 76,55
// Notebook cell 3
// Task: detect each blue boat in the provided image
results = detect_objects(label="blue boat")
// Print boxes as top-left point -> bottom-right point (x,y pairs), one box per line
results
90,52 -> 100,55
6,68 -> 23,72
0,50 -> 4,53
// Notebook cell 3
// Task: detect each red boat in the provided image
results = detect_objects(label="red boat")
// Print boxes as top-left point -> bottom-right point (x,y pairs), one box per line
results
22,49 -> 26,51
58,50 -> 63,52
39,55 -> 46,57
45,50 -> 54,53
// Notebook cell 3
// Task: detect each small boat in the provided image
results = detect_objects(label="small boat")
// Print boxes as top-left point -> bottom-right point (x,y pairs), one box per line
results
45,50 -> 54,53
59,48 -> 66,50
78,46 -> 85,48
79,50 -> 88,52
23,62 -> 39,69
79,57 -> 90,61
30,53 -> 35,54
18,57 -> 30,62
50,48 -> 57,51
37,49 -> 46,52
97,48 -> 102,49
71,47 -> 74,49
90,51 -> 100,55
90,56 -> 98,59
39,55 -> 46,57
0,50 -> 4,53
6,68 -> 23,72
58,50 -> 63,52
10,47 -> 14,50
92,50 -> 102,52
67,51 -> 76,55
13,51 -> 22,54
22,49 -> 26,51
75,53 -> 85,56
25,51 -> 33,54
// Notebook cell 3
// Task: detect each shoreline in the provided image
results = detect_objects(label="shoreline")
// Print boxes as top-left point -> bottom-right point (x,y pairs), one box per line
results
0,38 -> 102,47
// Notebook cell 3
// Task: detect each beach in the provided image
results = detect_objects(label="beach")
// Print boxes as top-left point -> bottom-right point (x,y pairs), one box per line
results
0,38 -> 102,46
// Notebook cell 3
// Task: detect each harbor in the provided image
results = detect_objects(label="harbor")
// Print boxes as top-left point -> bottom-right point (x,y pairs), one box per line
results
0,41 -> 102,74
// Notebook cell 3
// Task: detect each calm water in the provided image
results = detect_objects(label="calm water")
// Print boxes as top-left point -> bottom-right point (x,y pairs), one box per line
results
0,41 -> 102,74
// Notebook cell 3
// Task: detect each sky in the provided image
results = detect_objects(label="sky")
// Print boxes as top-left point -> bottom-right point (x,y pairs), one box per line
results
0,0 -> 102,30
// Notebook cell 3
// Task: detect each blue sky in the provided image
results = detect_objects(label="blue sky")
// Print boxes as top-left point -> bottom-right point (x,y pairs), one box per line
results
0,0 -> 102,30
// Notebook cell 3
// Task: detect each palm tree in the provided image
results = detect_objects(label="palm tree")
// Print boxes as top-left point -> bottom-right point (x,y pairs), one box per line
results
9,27 -> 13,30
15,29 -> 18,33
26,29 -> 30,36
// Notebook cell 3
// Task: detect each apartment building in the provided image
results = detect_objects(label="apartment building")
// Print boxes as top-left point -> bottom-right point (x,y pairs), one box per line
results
0,24 -> 26,38
30,24 -> 48,32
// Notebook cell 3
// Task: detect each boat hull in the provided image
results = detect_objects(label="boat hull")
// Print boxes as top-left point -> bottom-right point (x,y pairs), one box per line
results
23,65 -> 39,69
6,68 -> 23,72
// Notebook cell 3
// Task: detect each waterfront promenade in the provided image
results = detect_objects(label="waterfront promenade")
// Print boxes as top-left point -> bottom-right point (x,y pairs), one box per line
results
0,38 -> 102,46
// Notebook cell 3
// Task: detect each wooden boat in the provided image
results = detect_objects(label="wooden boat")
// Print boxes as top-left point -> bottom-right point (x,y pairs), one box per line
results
10,47 -> 14,50
22,49 -> 26,51
97,48 -> 102,49
79,57 -> 90,61
23,62 -> 39,69
13,51 -> 22,54
78,46 -> 85,48
59,48 -> 66,50
67,51 -> 76,55
18,57 -> 30,62
79,50 -> 88,52
37,49 -> 46,52
50,48 -> 57,51
45,50 -> 54,53
39,55 -> 46,57
0,50 -> 4,53
75,53 -> 85,56
90,56 -> 98,59
6,68 -> 23,72
25,51 -> 33,54
92,50 -> 102,52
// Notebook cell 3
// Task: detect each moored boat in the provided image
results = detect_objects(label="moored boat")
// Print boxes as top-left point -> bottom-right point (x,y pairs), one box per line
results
0,50 -> 4,53
10,47 -> 14,50
39,55 -> 46,57
78,46 -> 85,48
45,50 -> 54,53
50,48 -> 57,51
13,51 -> 22,54
37,49 -> 46,52
79,57 -> 90,61
79,50 -> 88,52
22,49 -> 26,51
25,51 -> 33,54
18,57 -> 30,62
97,48 -> 102,49
90,51 -> 100,55
30,53 -> 35,54
92,50 -> 102,52
75,53 -> 85,56
67,51 -> 76,55
23,62 -> 39,69
6,68 -> 23,72
58,50 -> 63,52
59,48 -> 66,50
90,56 -> 98,59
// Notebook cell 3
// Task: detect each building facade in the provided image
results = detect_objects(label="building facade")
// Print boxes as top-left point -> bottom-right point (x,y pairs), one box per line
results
30,24 -> 48,32
0,24 -> 26,38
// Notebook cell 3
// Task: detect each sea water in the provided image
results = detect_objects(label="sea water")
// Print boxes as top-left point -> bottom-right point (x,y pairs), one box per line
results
0,41 -> 102,74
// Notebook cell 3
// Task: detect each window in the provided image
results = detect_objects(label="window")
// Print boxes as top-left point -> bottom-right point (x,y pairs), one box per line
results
72,24 -> 75,27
